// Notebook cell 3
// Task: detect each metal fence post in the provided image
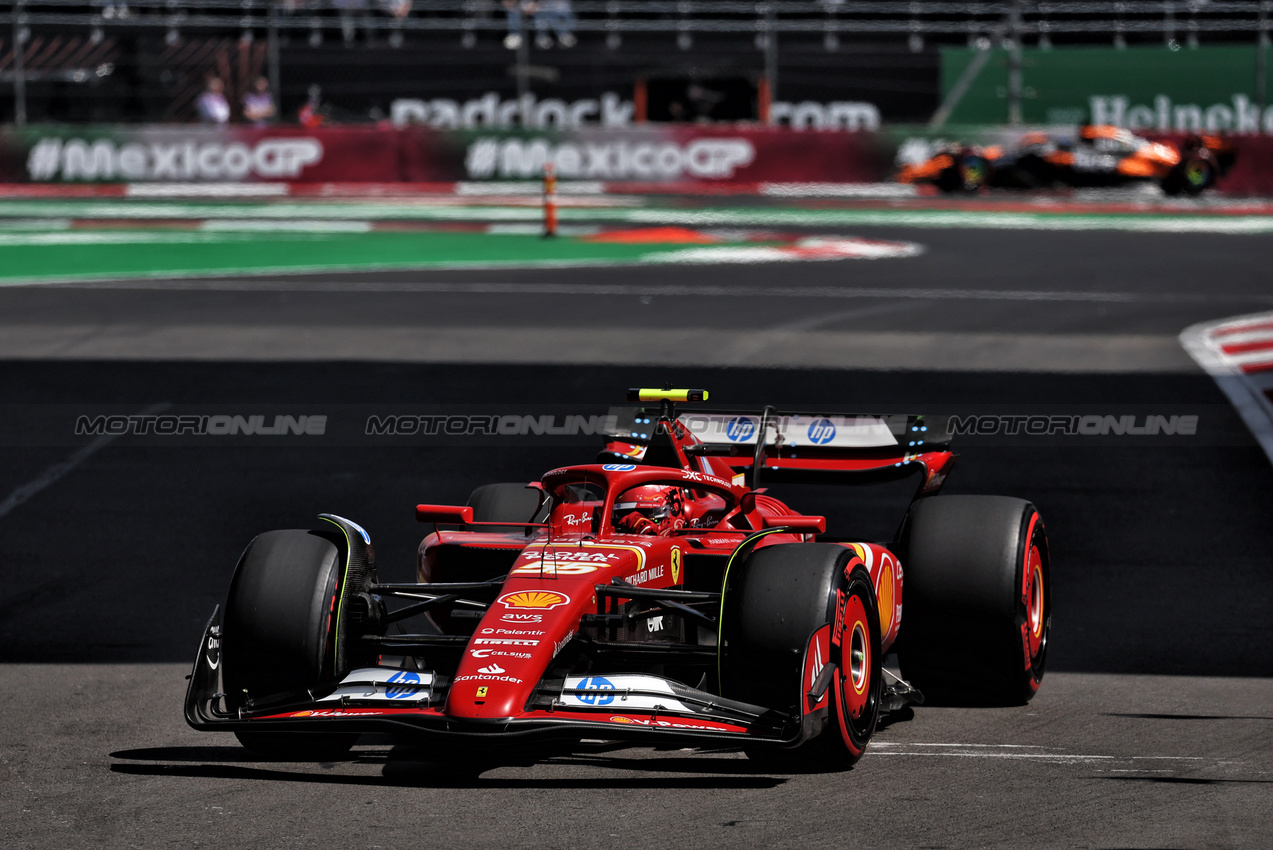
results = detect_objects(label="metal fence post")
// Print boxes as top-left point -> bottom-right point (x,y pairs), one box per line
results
268,0 -> 282,111
13,0 -> 27,126
1258,1 -> 1269,121
515,27 -> 530,104
763,4 -> 778,109
1007,0 -> 1023,125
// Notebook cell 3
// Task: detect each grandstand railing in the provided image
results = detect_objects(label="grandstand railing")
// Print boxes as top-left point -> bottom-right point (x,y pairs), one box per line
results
5,1 -> 1272,36
4,0 -> 1272,125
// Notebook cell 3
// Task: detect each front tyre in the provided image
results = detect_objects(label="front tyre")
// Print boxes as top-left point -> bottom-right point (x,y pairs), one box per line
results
221,529 -> 360,758
820,565 -> 882,764
959,153 -> 990,191
895,496 -> 1050,705
720,542 -> 882,770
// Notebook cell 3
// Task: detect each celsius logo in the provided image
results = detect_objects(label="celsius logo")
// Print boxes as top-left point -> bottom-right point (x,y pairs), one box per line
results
384,670 -> 422,699
575,676 -> 616,706
807,418 -> 836,445
725,417 -> 756,443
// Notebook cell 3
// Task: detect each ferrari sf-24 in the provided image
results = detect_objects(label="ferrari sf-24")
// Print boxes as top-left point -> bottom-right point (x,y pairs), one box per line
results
186,389 -> 1050,769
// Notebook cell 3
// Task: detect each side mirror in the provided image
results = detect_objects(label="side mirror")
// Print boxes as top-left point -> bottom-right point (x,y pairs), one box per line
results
415,504 -> 475,524
763,514 -> 826,534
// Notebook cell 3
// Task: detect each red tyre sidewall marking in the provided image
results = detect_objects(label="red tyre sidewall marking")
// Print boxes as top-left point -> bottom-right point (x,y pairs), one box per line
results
834,592 -> 871,754
1019,512 -> 1044,692
1025,544 -> 1044,658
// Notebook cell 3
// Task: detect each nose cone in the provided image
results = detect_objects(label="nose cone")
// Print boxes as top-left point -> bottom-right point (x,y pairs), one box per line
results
443,543 -> 645,719
444,586 -> 583,720
447,670 -> 529,719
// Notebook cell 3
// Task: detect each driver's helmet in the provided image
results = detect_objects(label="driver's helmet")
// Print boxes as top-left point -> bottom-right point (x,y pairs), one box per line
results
613,485 -> 684,533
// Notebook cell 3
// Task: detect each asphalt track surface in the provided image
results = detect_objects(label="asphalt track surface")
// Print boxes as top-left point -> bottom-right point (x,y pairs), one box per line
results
2,226 -> 1273,848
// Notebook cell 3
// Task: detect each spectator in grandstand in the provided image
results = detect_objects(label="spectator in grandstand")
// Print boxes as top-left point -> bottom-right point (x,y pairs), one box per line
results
98,0 -> 130,20
242,77 -> 276,126
334,0 -> 369,42
195,76 -> 231,125
535,0 -> 575,48
687,83 -> 723,121
503,0 -> 537,50
298,84 -> 328,127
379,0 -> 411,18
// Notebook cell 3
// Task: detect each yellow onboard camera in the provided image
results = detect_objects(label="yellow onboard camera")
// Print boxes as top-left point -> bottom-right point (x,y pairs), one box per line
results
627,388 -> 710,403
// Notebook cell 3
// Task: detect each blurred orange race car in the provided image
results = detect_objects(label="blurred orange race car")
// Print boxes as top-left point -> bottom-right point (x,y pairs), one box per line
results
898,125 -> 1235,195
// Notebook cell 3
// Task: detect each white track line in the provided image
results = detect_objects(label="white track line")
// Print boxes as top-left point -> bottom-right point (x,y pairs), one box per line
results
1180,312 -> 1273,466
30,278 -> 1273,306
0,402 -> 168,521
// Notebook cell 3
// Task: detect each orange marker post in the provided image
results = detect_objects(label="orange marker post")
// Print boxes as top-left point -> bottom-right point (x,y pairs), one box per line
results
543,162 -> 558,238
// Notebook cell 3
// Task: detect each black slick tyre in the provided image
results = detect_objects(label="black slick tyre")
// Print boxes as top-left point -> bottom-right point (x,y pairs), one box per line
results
221,529 -> 359,758
466,482 -> 546,531
721,542 -> 882,771
895,496 -> 1050,706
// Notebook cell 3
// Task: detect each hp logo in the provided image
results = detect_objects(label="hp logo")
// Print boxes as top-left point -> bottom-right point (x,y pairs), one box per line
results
807,418 -> 836,445
725,417 -> 756,443
576,676 -> 616,706
385,670 -> 422,699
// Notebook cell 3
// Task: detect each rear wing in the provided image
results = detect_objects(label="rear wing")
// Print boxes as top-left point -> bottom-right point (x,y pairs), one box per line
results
608,406 -> 950,451
604,406 -> 955,493
680,412 -> 916,450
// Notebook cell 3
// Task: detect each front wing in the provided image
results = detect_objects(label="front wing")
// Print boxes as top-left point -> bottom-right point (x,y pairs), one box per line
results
185,607 -> 816,748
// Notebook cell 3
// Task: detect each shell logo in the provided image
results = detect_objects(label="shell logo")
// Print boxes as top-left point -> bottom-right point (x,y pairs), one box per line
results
876,559 -> 895,640
293,711 -> 313,717
498,590 -> 571,610
610,716 -> 636,724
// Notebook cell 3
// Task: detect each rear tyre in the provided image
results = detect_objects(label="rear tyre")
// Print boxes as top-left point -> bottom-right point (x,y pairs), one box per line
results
221,529 -> 360,758
466,482 -> 546,531
721,543 -> 882,771
934,165 -> 964,194
895,496 -> 1050,705
1162,156 -> 1215,196
420,484 -> 542,633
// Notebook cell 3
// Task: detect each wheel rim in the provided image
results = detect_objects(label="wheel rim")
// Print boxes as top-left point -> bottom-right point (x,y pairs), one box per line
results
842,594 -> 871,719
961,156 -> 987,189
1185,160 -> 1210,187
1025,544 -> 1044,658
849,622 -> 868,693
828,567 -> 882,759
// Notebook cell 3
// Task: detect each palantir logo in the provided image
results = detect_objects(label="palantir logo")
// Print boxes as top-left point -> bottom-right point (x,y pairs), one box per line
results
807,418 -> 836,445
725,416 -> 756,443
576,676 -> 616,705
384,670 -> 421,699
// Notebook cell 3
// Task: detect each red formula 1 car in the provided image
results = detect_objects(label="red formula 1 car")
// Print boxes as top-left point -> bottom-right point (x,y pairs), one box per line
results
186,389 -> 1050,769
898,125 -> 1235,196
